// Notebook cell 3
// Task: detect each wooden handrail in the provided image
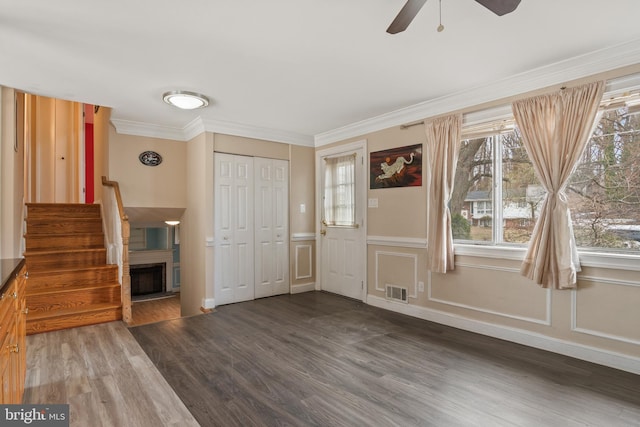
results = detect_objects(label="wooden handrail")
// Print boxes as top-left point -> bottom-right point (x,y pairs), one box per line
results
101,176 -> 128,222
101,176 -> 132,324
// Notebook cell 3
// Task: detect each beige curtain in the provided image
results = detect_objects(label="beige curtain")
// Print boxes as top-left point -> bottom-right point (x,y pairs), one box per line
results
424,114 -> 462,273
512,81 -> 605,289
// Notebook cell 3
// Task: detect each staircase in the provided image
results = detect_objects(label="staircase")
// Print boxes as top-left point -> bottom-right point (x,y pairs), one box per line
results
24,203 -> 122,334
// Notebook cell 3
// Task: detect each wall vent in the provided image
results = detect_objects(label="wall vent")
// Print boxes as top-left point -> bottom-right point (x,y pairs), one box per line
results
385,284 -> 408,303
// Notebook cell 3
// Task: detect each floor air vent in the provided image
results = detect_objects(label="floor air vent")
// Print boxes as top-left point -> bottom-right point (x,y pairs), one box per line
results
385,284 -> 408,303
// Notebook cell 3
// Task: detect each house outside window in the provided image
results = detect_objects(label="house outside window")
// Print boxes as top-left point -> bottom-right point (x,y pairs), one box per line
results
451,130 -> 542,245
451,93 -> 640,254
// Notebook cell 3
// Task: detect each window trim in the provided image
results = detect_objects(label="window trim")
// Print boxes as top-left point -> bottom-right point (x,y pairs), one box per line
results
454,74 -> 640,261
454,244 -> 640,271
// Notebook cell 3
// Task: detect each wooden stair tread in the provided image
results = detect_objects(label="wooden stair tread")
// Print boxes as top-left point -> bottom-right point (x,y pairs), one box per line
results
24,232 -> 104,238
28,264 -> 117,274
27,282 -> 121,297
24,247 -> 106,256
27,302 -> 122,321
26,202 -> 100,207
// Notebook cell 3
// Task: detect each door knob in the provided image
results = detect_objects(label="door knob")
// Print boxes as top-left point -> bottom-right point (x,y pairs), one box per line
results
320,229 -> 326,236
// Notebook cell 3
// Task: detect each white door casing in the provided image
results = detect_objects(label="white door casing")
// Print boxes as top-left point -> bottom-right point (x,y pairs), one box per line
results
214,153 -> 255,305
254,157 -> 289,298
316,140 -> 367,301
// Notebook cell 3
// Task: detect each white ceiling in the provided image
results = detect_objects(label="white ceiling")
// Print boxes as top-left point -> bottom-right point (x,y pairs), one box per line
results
2,0 -> 640,145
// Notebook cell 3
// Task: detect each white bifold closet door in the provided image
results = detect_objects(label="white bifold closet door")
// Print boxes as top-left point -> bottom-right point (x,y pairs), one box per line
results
214,153 -> 289,306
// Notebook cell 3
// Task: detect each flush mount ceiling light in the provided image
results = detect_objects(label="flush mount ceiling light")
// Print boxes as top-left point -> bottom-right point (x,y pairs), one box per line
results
165,220 -> 180,226
162,90 -> 209,110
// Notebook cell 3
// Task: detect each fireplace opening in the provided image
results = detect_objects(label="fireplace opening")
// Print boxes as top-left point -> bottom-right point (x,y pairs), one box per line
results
130,263 -> 166,296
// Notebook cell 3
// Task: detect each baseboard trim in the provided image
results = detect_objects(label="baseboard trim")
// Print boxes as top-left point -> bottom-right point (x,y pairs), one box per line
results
367,294 -> 640,375
201,298 -> 215,309
291,283 -> 316,294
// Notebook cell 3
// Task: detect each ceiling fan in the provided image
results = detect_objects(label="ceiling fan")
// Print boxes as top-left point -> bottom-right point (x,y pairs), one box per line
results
387,0 -> 521,34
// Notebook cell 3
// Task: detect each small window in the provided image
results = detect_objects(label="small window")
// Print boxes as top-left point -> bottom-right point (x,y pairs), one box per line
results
323,154 -> 356,227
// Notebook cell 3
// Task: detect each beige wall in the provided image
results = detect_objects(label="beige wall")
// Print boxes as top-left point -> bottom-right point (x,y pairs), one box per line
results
0,87 -> 26,258
325,67 -> 640,374
180,132 -> 214,316
289,145 -> 316,291
108,127 -> 187,208
121,131 -> 317,315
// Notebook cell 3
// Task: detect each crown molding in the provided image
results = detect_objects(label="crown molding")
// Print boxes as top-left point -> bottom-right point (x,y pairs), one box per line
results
112,116 -> 314,146
314,38 -> 640,146
200,118 -> 314,146
112,40 -> 640,147
110,119 -> 192,141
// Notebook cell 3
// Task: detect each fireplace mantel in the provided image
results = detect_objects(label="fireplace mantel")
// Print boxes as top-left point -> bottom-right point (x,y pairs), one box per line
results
129,250 -> 174,293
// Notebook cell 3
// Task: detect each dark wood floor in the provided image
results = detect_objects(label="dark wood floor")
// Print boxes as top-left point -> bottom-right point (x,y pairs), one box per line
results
130,291 -> 640,427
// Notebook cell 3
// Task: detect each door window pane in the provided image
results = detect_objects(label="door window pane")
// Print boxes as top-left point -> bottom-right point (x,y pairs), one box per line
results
324,154 -> 356,227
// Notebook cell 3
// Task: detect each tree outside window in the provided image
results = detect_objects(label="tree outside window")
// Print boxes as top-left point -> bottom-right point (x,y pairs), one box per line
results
568,107 -> 640,251
451,130 -> 542,244
451,108 -> 640,253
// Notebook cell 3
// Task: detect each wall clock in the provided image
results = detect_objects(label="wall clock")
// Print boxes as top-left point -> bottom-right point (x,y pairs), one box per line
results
139,150 -> 163,166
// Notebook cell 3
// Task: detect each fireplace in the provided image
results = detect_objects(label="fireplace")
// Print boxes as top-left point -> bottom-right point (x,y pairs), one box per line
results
130,263 -> 166,296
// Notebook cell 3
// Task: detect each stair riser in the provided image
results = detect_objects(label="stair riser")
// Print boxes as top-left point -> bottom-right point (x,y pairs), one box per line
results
25,234 -> 105,251
28,287 -> 121,315
27,204 -> 101,219
27,220 -> 102,235
27,268 -> 119,293
26,251 -> 107,272
26,307 -> 122,335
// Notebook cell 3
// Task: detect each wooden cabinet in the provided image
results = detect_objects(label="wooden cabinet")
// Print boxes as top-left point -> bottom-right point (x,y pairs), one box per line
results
0,261 -> 27,404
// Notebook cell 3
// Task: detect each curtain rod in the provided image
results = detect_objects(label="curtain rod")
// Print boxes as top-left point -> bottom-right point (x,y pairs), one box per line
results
400,120 -> 424,130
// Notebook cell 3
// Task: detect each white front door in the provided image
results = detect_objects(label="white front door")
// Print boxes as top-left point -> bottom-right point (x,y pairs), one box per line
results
214,153 -> 255,305
254,158 -> 289,298
317,142 -> 366,301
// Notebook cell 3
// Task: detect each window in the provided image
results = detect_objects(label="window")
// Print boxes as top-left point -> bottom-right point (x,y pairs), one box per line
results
323,154 -> 356,227
451,128 -> 542,245
567,104 -> 640,252
451,89 -> 640,254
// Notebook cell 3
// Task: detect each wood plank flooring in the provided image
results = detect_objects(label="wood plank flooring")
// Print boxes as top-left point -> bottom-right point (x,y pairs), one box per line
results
23,321 -> 198,427
129,291 -> 640,427
130,293 -> 181,327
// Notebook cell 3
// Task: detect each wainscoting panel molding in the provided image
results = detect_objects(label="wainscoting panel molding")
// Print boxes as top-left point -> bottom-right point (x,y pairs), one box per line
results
291,232 -> 316,242
295,244 -> 313,280
367,235 -> 427,248
429,263 -> 551,326
571,276 -> 640,346
374,250 -> 418,299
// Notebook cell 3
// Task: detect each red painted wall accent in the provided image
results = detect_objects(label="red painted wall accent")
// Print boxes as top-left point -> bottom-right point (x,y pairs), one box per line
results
85,123 -> 94,203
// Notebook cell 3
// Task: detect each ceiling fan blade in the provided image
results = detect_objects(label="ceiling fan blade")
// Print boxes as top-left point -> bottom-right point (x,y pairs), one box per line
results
386,0 -> 428,34
474,0 -> 521,16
